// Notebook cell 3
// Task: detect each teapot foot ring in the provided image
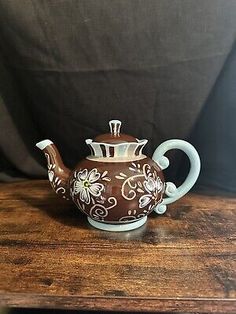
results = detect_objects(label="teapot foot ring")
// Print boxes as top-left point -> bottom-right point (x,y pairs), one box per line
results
87,217 -> 147,232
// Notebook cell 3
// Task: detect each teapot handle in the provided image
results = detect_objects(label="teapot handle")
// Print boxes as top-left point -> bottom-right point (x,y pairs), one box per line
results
152,139 -> 200,214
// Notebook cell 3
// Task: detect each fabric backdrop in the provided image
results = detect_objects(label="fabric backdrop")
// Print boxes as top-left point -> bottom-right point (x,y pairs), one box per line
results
0,0 -> 235,192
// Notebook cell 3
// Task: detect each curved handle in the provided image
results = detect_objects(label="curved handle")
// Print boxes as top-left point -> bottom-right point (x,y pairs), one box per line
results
152,139 -> 200,214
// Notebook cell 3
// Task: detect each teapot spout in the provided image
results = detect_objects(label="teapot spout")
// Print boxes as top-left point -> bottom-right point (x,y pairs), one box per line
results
36,140 -> 71,200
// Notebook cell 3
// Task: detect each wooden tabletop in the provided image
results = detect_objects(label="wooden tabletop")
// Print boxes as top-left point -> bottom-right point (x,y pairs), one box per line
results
0,180 -> 235,313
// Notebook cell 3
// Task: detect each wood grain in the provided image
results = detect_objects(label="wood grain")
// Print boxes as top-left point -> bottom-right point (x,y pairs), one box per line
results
0,180 -> 235,313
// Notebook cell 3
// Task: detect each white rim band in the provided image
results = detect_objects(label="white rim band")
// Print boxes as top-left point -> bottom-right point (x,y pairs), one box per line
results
87,216 -> 147,232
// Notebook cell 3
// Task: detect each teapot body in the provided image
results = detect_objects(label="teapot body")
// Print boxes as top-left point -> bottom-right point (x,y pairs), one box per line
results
36,120 -> 200,232
69,157 -> 164,225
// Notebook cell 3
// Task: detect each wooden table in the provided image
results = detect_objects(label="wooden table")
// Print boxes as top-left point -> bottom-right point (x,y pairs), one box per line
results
0,180 -> 235,313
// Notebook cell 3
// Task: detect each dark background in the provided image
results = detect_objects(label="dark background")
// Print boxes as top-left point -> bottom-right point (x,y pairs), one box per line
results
0,0 -> 235,193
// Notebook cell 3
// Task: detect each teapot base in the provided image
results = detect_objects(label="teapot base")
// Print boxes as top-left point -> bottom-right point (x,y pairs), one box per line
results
87,216 -> 147,232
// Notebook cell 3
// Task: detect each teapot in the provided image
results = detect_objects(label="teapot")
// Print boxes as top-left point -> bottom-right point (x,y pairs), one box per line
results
36,120 -> 200,231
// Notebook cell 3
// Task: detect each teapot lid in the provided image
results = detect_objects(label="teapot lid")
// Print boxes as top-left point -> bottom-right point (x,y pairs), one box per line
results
95,120 -> 138,144
86,120 -> 148,161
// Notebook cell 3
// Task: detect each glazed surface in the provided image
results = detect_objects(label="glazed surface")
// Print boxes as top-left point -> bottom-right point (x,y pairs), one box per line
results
69,157 -> 164,223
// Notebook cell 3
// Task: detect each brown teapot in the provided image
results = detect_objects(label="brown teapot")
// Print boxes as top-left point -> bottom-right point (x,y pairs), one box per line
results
36,120 -> 200,231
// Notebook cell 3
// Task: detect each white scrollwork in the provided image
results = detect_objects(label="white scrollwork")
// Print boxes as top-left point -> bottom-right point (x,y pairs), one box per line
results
116,163 -> 163,211
45,153 -> 68,199
90,197 -> 117,221
116,164 -> 147,201
120,175 -> 143,201
72,163 -> 164,222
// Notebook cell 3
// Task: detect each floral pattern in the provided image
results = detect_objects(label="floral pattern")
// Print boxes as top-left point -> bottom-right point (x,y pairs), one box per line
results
72,168 -> 104,205
45,153 -> 69,200
116,162 -> 164,213
139,175 -> 163,208
70,162 -> 163,223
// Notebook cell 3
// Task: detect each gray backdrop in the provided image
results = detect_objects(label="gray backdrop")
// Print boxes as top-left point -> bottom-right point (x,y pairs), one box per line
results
0,0 -> 235,192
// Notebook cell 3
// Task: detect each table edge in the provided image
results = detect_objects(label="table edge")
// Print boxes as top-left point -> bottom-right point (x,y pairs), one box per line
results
1,293 -> 236,313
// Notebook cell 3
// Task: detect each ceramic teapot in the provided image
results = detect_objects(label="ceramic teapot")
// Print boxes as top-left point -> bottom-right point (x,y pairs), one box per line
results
36,120 -> 200,231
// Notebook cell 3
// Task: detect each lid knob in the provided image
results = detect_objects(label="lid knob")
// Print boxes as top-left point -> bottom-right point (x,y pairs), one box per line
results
109,119 -> 121,136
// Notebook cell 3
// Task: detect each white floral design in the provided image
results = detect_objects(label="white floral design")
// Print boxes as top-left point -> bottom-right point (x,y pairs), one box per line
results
139,175 -> 163,208
73,168 -> 104,205
45,153 -> 69,199
116,162 -> 163,213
